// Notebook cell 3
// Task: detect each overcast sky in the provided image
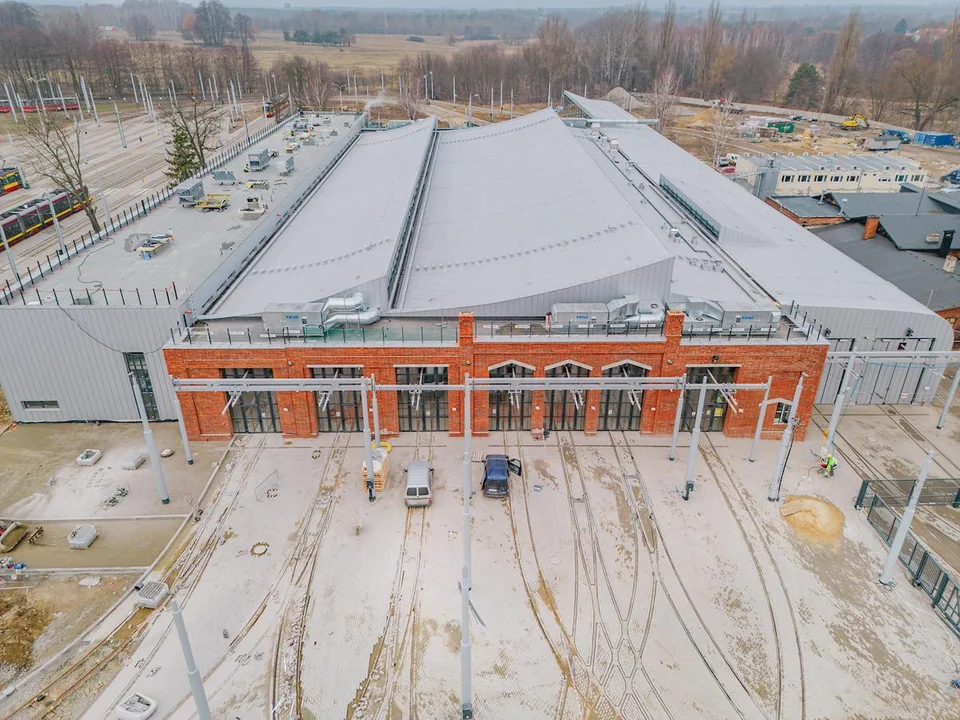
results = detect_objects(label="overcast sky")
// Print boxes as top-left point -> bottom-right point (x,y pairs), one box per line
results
225,1 -> 937,8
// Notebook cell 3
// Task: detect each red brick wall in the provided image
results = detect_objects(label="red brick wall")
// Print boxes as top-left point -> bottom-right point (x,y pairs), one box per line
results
164,312 -> 827,442
763,198 -> 845,228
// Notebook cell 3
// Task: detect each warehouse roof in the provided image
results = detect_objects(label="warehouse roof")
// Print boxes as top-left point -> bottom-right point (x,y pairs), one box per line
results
879,214 -> 960,251
830,191 -> 941,219
562,91 -> 636,122
598,122 -> 939,314
398,110 -> 674,313
767,196 -> 845,219
738,152 -> 922,174
818,223 -> 960,312
211,118 -> 435,318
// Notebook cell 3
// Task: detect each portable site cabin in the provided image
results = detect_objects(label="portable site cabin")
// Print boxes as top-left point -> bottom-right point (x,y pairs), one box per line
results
247,148 -> 270,172
175,179 -> 204,207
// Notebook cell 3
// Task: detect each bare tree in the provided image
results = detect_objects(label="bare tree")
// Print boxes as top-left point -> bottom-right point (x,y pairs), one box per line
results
647,65 -> 681,134
822,10 -> 861,114
706,98 -> 740,166
654,0 -> 678,79
22,116 -> 100,232
399,73 -> 423,120
162,97 -> 222,169
694,0 -> 725,98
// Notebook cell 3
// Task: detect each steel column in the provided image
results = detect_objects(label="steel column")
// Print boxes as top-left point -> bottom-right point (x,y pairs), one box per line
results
880,451 -> 934,585
937,368 -> 960,430
171,598 -> 212,720
669,377 -> 686,461
682,378 -> 707,500
173,392 -> 194,465
749,376 -> 773,462
130,372 -> 169,504
461,373 -> 473,719
768,374 -> 804,502
360,378 -> 376,501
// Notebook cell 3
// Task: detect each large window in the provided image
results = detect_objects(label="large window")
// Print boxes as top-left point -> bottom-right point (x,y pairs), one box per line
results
222,368 -> 280,433
488,363 -> 533,431
681,366 -> 737,433
545,363 -> 589,431
599,363 -> 647,432
312,366 -> 362,432
125,352 -> 159,421
396,366 -> 449,432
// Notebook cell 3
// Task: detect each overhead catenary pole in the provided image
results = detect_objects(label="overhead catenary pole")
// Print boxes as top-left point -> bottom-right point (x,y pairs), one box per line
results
682,378 -> 707,500
171,598 -> 212,720
937,367 -> 960,430
130,372 -> 170,505
0,221 -> 20,283
768,374 -> 805,502
130,71 -> 138,104
380,67 -> 385,94
749,376 -> 774,462
198,70 -> 206,101
44,196 -> 67,258
3,82 -> 16,124
172,392 -> 194,465
371,373 -> 382,448
86,81 -> 99,125
510,88 -> 514,119
824,387 -> 846,456
113,101 -> 127,148
499,79 -> 503,112
668,377 -> 687,461
360,378 -> 376,502
460,373 -> 473,719
453,75 -> 456,106
879,450 -> 935,585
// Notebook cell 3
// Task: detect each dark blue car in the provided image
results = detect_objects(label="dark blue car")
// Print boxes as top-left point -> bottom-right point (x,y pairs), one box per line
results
482,454 -> 522,497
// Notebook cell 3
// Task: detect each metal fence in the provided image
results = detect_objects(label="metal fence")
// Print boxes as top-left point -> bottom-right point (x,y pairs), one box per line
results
863,494 -> 960,639
856,478 -> 960,509
0,117 -> 292,307
171,323 -> 459,346
473,319 -> 665,339
680,322 -> 819,343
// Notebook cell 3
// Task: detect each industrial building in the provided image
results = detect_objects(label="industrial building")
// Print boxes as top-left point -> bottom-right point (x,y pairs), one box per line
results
0,98 -> 953,444
735,152 -> 926,198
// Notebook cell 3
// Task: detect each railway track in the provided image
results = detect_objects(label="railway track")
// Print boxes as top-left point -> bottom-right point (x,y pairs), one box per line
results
700,435 -> 807,720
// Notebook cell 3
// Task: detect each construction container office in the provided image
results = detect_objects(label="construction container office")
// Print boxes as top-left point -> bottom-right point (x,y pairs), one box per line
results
0,102 -> 952,442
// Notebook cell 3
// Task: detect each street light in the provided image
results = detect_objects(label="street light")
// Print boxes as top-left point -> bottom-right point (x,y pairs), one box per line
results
331,83 -> 347,112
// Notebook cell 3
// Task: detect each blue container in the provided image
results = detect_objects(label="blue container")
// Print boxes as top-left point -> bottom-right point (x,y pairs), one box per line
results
914,131 -> 955,147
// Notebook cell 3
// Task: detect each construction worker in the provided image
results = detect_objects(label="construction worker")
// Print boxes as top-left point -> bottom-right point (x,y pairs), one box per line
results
822,454 -> 838,477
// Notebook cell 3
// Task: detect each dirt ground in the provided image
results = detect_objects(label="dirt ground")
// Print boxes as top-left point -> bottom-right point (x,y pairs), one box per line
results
0,390 -> 11,431
146,30 -> 511,74
0,576 -> 129,687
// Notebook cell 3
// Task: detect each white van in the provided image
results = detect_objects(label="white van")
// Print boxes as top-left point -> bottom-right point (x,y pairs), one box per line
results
404,462 -> 433,507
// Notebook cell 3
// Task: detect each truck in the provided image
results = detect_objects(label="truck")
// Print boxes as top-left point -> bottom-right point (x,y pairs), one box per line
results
881,128 -> 911,144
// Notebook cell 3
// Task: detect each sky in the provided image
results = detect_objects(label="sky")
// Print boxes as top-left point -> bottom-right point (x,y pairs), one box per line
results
223,1 -> 946,7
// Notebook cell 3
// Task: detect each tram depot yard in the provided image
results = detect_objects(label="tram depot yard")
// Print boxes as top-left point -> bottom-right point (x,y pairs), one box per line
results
0,404 -> 958,718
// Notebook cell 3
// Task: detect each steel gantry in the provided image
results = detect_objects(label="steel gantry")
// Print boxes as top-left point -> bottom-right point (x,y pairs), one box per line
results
169,371 -> 777,718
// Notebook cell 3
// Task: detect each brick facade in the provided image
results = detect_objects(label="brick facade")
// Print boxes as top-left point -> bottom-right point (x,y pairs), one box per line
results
164,312 -> 828,443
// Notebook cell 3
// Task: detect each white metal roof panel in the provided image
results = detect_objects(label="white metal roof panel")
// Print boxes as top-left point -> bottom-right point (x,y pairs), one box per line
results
563,91 -> 636,121
399,110 -> 673,312
602,123 -> 939,314
212,119 -> 435,317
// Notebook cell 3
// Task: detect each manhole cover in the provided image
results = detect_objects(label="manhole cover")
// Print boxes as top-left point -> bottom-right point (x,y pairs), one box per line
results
250,542 -> 269,556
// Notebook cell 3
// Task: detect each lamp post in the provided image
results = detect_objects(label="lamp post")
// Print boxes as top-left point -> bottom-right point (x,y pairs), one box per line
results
332,83 -> 347,112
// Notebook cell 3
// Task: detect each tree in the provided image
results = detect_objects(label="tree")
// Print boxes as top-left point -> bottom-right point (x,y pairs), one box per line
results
785,63 -> 821,110
128,13 -> 155,41
22,116 -> 100,233
822,10 -> 860,113
706,98 -> 740,166
164,125 -> 202,183
694,0 -> 725,98
894,18 -> 908,35
162,97 -> 222,169
0,1 -> 39,30
893,16 -> 960,130
647,65 -> 681,134
234,13 -> 254,45
537,16 -> 574,101
399,73 -> 422,120
194,0 -> 230,47
654,0 -> 677,79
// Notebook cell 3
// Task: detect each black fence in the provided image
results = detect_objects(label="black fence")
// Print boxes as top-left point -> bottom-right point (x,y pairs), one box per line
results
680,323 -> 818,342
856,477 -> 960,509
863,494 -> 960,639
0,118 -> 291,307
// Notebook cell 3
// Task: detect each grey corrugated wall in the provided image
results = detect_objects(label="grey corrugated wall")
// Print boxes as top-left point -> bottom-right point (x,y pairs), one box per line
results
0,305 -> 183,423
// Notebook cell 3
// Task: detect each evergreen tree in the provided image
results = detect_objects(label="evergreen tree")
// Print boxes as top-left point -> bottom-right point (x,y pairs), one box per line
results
894,18 -> 908,35
785,62 -> 822,110
165,126 -> 202,184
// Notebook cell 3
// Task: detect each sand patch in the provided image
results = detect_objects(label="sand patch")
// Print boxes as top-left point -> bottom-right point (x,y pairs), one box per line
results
780,495 -> 845,544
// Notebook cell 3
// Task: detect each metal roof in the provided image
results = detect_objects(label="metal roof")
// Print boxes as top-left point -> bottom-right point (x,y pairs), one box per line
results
879,215 -> 960,251
830,191 -> 941,219
768,196 -> 844,219
562,91 -> 636,121
211,119 -> 436,318
817,223 -> 960,312
739,152 -> 921,174
599,122 -> 943,315
398,110 -> 674,313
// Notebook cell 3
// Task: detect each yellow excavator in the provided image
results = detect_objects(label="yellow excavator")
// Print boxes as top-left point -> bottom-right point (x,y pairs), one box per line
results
840,114 -> 870,130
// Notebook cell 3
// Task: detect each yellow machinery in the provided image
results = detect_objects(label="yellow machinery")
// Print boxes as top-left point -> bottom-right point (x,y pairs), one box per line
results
840,114 -> 870,130
195,194 -> 230,212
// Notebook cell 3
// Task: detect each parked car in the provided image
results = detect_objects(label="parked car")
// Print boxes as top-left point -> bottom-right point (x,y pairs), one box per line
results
482,454 -> 522,497
404,461 -> 433,507
940,169 -> 960,185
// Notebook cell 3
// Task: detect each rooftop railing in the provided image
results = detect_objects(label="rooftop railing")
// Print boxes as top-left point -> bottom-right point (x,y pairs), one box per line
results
170,322 -> 459,346
473,319 -> 665,339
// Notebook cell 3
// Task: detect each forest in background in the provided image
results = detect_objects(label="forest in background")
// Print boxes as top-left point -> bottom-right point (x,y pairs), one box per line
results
0,1 -> 958,130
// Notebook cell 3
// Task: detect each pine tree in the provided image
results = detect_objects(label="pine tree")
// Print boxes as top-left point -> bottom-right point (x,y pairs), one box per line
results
165,126 -> 202,184
785,63 -> 822,110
